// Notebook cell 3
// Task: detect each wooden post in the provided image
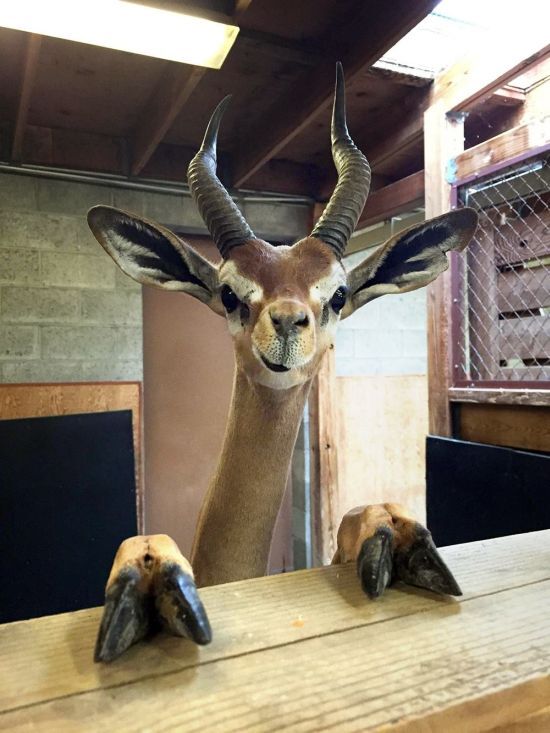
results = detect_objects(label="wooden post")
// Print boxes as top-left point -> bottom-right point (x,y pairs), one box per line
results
424,104 -> 465,436
308,346 -> 340,566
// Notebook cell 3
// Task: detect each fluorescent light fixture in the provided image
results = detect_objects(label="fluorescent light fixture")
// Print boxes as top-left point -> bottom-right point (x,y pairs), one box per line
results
0,0 -> 239,68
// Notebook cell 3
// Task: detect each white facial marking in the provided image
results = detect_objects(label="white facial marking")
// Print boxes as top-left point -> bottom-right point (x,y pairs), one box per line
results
309,260 -> 345,305
219,261 -> 263,303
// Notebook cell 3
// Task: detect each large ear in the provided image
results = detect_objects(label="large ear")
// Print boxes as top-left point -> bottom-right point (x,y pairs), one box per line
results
342,208 -> 478,318
87,206 -> 223,315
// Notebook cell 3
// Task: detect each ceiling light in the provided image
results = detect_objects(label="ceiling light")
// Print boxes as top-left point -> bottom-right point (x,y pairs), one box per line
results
0,0 -> 239,68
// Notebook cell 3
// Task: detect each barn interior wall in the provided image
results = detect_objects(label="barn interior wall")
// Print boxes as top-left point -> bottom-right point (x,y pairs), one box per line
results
0,171 -> 143,382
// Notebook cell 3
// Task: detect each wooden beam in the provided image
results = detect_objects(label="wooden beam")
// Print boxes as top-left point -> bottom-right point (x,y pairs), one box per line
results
11,34 -> 42,161
367,88 -> 432,172
23,125 -> 126,173
490,86 -> 526,107
233,0 -> 439,187
434,38 -> 550,113
424,105 -> 465,437
450,116 -> 550,183
233,0 -> 254,19
357,170 -> 424,229
131,64 -> 206,176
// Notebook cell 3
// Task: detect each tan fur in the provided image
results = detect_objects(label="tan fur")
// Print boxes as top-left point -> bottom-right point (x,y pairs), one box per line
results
107,534 -> 193,592
89,207 -> 477,590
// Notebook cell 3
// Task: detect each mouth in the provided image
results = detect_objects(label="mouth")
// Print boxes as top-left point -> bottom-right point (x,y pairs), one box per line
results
260,355 -> 291,373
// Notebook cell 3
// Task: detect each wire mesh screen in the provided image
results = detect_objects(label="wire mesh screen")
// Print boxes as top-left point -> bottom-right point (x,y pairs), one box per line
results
453,151 -> 550,386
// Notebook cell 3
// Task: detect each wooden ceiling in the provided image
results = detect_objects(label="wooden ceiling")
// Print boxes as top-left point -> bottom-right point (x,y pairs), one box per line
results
0,0 -> 443,198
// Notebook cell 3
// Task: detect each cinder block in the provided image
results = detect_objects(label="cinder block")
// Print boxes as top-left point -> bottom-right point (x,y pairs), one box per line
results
81,290 -> 142,325
0,173 -> 37,211
335,329 -> 354,358
1,287 -> 80,322
355,329 -> 402,358
0,249 -> 40,285
0,325 -> 37,359
115,266 -> 141,290
335,357 -> 381,377
382,290 -> 427,330
1,360 -> 83,382
41,325 -> 142,361
0,211 -> 93,252
36,178 -> 112,216
79,360 -> 143,381
340,299 -> 380,330
402,328 -> 428,358
378,356 -> 427,376
41,251 -> 116,289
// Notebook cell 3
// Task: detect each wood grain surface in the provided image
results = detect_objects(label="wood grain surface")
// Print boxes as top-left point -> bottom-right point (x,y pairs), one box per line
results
1,531 -> 549,731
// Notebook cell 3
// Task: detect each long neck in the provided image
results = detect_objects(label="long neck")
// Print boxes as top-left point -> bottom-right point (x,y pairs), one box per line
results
191,369 -> 310,586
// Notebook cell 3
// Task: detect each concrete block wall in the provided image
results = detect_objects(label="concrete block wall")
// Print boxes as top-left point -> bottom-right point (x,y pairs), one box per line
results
335,289 -> 427,377
0,171 -> 314,385
335,236 -> 428,377
0,172 -> 147,383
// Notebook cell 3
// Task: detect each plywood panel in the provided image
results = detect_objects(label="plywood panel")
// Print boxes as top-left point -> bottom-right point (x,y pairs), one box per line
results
0,381 -> 143,529
459,402 -> 550,452
334,375 -> 429,543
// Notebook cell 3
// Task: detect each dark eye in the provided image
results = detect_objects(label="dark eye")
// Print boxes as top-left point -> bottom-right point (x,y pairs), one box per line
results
330,286 -> 347,314
221,285 -> 240,313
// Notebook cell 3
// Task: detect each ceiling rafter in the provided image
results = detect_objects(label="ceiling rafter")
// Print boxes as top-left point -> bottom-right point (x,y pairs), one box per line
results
11,33 -> 42,161
131,64 -> 206,176
232,0 -> 440,188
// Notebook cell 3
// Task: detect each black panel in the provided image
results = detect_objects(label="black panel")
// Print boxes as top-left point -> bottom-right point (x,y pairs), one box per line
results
427,436 -> 550,547
0,411 -> 137,623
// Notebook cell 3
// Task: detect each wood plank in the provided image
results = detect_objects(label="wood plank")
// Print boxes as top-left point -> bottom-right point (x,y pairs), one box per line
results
494,208 -> 550,267
497,267 -> 550,311
335,375 -> 429,528
357,171 -> 424,229
467,224 -> 500,380
459,403 -> 550,452
131,64 -> 206,176
500,314 -> 550,360
366,88 -> 431,173
311,347 -> 340,566
424,104 -> 465,436
2,558 -> 550,730
0,531 -> 549,716
233,0 -> 439,187
434,38 -> 550,113
490,85 -> 526,107
451,117 -> 550,183
0,382 -> 143,531
11,34 -> 42,160
449,387 -> 550,407
499,365 -> 550,381
23,125 -> 125,174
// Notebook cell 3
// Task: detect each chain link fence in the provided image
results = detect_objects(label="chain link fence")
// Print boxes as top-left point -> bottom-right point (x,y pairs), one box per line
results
453,151 -> 550,386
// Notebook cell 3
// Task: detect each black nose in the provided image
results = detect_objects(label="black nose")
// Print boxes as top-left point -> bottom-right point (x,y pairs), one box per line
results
270,306 -> 309,335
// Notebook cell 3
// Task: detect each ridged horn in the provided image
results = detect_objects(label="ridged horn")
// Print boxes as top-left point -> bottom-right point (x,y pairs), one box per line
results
311,62 -> 371,258
187,96 -> 255,258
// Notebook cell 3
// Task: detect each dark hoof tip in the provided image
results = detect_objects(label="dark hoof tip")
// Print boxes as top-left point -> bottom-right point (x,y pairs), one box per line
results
357,526 -> 394,600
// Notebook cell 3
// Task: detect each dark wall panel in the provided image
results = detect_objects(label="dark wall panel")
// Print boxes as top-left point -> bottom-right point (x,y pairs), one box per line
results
427,436 -> 550,547
0,410 -> 136,623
